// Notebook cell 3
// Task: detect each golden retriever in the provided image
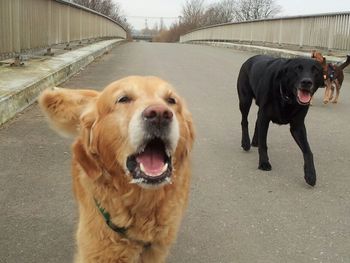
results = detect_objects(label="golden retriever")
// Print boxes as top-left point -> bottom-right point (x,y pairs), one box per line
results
39,76 -> 195,263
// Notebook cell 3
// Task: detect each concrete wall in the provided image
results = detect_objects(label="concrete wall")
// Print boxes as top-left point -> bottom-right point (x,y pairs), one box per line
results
0,0 -> 127,57
180,12 -> 350,51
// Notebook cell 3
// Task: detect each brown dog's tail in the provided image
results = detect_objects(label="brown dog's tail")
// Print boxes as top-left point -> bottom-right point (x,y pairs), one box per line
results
338,54 -> 350,70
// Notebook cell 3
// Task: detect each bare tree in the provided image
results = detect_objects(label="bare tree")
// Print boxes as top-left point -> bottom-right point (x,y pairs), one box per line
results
181,0 -> 206,29
233,0 -> 281,22
152,22 -> 159,33
153,21 -> 189,43
202,0 -> 236,26
159,17 -> 166,31
72,0 -> 132,34
73,0 -> 119,18
154,0 -> 281,43
73,0 -> 107,14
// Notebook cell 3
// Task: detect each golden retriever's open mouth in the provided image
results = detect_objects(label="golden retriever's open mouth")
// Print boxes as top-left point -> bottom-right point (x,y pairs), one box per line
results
126,138 -> 172,186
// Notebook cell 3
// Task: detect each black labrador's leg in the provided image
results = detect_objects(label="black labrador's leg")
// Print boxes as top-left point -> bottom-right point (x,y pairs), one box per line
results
290,122 -> 316,186
257,111 -> 272,171
239,98 -> 253,151
251,114 -> 259,147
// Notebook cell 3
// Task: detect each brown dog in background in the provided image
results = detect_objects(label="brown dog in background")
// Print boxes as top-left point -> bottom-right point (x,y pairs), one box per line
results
311,51 -> 350,104
39,76 -> 195,263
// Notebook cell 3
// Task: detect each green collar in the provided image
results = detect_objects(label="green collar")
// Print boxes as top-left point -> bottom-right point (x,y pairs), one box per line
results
94,198 -> 127,235
94,198 -> 151,248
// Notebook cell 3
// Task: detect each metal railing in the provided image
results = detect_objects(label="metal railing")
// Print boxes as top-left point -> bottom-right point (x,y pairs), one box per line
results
180,12 -> 350,51
0,0 -> 127,58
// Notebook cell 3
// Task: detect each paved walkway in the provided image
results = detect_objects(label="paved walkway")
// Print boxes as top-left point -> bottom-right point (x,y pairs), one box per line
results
1,42 -> 350,263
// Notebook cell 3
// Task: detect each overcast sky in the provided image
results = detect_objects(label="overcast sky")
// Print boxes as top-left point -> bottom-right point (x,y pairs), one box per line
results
116,0 -> 350,30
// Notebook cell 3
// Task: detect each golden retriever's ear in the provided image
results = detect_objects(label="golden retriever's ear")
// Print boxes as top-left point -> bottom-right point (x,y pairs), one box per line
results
176,109 -> 195,165
80,106 -> 99,155
184,110 -> 195,154
73,139 -> 102,180
38,87 -> 99,137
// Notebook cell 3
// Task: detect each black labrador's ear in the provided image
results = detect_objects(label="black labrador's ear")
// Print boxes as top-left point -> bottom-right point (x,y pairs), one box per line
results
317,74 -> 326,89
314,63 -> 326,89
275,64 -> 295,100
276,66 -> 288,82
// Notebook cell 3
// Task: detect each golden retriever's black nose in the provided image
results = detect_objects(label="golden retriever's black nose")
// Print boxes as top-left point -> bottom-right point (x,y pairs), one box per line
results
142,105 -> 173,124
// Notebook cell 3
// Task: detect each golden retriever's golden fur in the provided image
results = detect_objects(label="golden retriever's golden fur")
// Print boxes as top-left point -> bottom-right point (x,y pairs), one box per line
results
39,76 -> 195,263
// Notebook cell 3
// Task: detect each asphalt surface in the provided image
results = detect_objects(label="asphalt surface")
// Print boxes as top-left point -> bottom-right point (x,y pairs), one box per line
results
1,42 -> 350,263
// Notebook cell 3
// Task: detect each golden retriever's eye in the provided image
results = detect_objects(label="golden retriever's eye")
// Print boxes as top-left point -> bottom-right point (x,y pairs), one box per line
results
116,96 -> 132,104
166,97 -> 176,105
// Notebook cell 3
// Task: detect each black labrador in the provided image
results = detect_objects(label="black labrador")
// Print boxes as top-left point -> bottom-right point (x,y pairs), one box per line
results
237,55 -> 324,186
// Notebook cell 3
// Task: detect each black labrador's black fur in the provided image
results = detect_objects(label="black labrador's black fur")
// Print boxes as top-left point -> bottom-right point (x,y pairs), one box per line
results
237,55 -> 324,186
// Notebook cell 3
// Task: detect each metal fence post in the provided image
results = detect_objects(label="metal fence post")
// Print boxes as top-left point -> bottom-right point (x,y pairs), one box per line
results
10,0 -> 20,54
299,18 -> 304,48
48,0 -> 52,47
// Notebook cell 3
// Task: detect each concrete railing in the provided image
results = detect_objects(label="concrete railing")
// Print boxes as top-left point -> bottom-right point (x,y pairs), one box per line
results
180,12 -> 350,51
0,0 -> 127,58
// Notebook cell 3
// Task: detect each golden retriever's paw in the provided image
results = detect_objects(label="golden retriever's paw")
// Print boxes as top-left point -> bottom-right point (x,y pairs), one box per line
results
323,99 -> 329,104
331,100 -> 338,104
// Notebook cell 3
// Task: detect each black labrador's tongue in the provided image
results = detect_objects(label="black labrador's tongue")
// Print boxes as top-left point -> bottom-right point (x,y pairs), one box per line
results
297,89 -> 311,103
136,147 -> 166,177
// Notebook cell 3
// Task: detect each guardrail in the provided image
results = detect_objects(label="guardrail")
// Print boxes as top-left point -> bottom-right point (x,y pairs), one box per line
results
180,12 -> 350,51
131,34 -> 153,41
0,0 -> 127,58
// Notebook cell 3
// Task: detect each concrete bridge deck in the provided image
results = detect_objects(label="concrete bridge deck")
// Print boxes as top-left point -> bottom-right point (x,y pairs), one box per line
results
1,42 -> 349,263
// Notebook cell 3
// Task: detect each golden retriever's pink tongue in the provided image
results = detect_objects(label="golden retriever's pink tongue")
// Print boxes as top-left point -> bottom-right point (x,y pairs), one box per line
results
136,150 -> 165,176
298,90 -> 311,103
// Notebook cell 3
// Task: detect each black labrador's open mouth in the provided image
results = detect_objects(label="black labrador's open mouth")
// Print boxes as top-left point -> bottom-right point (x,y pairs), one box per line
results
296,88 -> 312,105
126,138 -> 172,185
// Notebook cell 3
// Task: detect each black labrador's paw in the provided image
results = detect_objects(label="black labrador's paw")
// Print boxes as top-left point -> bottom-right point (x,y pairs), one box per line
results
258,161 -> 272,171
304,167 -> 316,186
241,137 -> 251,151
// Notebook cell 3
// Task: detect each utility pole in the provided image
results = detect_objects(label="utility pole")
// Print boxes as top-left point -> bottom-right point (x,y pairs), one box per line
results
160,17 -> 164,31
145,18 -> 148,30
